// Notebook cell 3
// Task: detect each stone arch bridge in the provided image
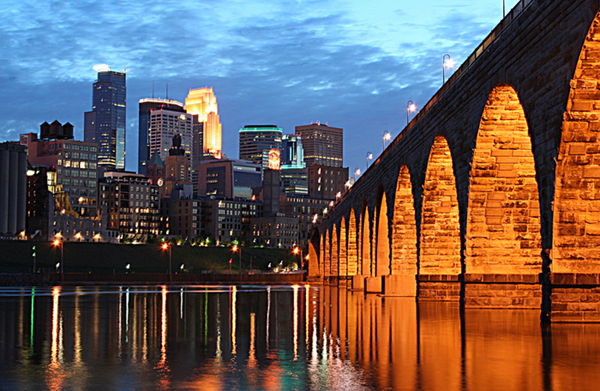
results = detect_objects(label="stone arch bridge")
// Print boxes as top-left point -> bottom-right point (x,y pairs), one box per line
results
309,0 -> 600,322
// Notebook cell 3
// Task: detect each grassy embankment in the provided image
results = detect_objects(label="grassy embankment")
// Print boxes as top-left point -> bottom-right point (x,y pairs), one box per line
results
0,240 -> 291,274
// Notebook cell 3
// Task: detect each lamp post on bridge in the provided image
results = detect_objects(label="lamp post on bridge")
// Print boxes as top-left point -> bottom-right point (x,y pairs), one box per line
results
366,152 -> 373,169
383,130 -> 391,151
443,54 -> 454,84
407,101 -> 417,125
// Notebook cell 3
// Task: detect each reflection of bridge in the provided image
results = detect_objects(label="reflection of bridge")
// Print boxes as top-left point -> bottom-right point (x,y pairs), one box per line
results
307,0 -> 600,322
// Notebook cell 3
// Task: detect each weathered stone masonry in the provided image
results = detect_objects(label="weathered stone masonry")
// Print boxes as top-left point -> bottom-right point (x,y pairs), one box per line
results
309,0 -> 600,322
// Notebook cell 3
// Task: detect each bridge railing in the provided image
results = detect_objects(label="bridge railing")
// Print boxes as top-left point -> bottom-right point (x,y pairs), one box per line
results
332,0 -> 534,214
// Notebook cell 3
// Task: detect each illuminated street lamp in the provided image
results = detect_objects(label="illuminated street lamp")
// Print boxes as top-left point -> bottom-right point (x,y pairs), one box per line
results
407,100 -> 417,124
366,152 -> 373,169
383,130 -> 391,150
293,246 -> 304,271
232,244 -> 241,276
443,54 -> 455,84
162,242 -> 172,281
53,238 -> 64,277
354,168 -> 361,181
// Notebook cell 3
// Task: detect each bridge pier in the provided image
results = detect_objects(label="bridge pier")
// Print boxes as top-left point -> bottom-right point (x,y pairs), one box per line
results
351,275 -> 366,291
418,275 -> 461,301
550,273 -> 600,322
463,274 -> 542,309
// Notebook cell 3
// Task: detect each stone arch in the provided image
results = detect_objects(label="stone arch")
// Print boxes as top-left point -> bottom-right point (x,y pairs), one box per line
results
339,217 -> 348,277
324,229 -> 330,278
331,224 -> 339,277
309,229 -> 320,277
376,187 -> 391,276
466,84 -> 541,274
361,201 -> 372,276
554,12 -> 600,273
391,165 -> 418,275
420,135 -> 461,275
348,208 -> 359,276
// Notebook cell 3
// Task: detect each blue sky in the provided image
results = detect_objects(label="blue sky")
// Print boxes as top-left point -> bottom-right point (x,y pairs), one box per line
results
0,0 -> 519,174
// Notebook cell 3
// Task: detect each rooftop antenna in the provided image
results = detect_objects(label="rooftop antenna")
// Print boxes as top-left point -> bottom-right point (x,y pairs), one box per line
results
166,83 -> 169,100
152,81 -> 155,99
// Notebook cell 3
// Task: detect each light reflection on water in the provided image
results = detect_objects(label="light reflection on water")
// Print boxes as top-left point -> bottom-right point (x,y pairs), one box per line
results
0,285 -> 600,390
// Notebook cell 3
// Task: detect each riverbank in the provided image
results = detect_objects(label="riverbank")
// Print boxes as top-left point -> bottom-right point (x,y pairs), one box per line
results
0,240 -> 293,274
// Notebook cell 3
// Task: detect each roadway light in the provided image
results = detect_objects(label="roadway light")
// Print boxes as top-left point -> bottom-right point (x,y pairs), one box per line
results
383,130 -> 391,150
161,242 -> 172,281
53,238 -> 64,277
443,54 -> 455,84
407,101 -> 417,125
366,152 -> 373,169
354,168 -> 361,181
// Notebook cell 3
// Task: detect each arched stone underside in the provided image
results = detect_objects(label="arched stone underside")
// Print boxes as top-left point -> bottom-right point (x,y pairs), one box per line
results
361,206 -> 372,276
308,231 -> 320,277
318,234 -> 324,277
466,85 -> 542,274
376,191 -> 391,276
420,136 -> 461,275
324,230 -> 330,278
331,225 -> 339,277
391,165 -> 418,275
348,209 -> 359,276
554,11 -> 600,273
339,217 -> 348,277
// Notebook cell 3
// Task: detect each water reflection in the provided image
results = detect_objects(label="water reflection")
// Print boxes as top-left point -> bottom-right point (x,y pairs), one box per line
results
1,285 -> 600,390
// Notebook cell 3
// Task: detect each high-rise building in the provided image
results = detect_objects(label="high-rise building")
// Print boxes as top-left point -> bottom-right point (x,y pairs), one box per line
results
239,125 -> 283,169
84,65 -> 127,170
184,87 -> 222,159
281,134 -> 305,168
138,98 -> 185,175
148,108 -> 194,168
295,122 -> 343,167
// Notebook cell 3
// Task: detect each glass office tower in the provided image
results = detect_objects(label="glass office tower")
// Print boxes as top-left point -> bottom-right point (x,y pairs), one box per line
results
84,65 -> 127,170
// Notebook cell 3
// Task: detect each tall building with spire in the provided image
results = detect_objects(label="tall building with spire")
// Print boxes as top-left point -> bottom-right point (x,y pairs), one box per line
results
84,65 -> 127,170
184,87 -> 222,159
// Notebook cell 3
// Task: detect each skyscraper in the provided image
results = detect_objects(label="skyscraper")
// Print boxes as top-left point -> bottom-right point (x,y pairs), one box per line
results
148,108 -> 194,172
138,98 -> 186,175
295,122 -> 343,167
239,125 -> 283,168
184,87 -> 222,159
84,65 -> 127,170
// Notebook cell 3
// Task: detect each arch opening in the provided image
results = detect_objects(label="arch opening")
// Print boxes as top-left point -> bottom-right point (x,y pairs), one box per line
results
466,84 -> 541,274
554,12 -> 600,272
376,190 -> 391,276
331,225 -> 339,277
339,217 -> 348,277
361,204 -> 372,276
348,209 -> 359,276
420,136 -> 461,275
391,165 -> 418,275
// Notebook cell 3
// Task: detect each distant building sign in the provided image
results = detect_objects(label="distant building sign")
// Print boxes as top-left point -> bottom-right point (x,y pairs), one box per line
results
268,149 -> 281,170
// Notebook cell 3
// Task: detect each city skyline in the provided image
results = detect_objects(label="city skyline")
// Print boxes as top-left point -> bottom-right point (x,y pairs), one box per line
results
0,0 -> 519,174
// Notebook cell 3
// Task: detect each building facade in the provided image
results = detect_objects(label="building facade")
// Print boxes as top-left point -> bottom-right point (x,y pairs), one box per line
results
22,125 -> 100,217
184,87 -> 222,159
138,98 -> 185,175
84,65 -> 127,170
149,108 -> 194,166
295,123 -> 343,168
198,159 -> 262,200
0,143 -> 27,237
98,171 -> 160,240
239,125 -> 283,169
307,165 -> 349,200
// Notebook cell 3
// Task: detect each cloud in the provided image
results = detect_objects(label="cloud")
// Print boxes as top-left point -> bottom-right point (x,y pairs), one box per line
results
0,0 -> 513,173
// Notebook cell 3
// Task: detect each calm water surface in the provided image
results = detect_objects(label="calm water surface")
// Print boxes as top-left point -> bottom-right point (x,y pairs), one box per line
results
0,285 -> 599,390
